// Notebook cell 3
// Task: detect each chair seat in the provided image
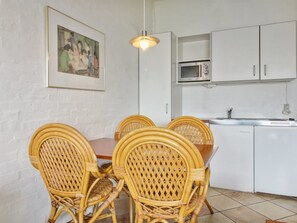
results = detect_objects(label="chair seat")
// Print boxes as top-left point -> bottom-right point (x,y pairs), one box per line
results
141,189 -> 204,219
75,177 -> 113,206
187,190 -> 204,213
101,162 -> 112,171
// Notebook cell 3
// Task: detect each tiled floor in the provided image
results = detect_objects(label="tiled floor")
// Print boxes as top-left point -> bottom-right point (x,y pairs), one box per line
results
98,187 -> 297,223
199,187 -> 297,223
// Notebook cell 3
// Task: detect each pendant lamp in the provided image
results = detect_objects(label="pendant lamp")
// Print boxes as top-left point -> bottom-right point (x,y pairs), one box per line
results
130,0 -> 160,50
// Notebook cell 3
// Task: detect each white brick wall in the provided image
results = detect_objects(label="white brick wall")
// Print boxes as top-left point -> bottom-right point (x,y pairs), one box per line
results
0,0 -> 142,222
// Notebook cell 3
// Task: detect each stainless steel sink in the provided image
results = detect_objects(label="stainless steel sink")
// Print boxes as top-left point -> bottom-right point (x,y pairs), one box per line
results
219,117 -> 291,121
210,118 -> 297,126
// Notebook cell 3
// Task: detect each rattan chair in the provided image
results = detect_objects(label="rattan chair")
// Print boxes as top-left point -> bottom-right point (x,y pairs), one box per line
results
114,114 -> 156,140
101,115 -> 156,223
112,127 -> 210,223
28,123 -> 124,223
101,114 -> 156,174
167,116 -> 213,145
167,116 -> 214,214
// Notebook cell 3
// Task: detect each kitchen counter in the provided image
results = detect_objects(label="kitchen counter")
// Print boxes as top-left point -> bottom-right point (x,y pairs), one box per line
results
209,118 -> 297,126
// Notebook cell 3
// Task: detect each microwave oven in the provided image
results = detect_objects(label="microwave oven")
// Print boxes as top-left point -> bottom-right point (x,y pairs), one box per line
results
178,61 -> 211,82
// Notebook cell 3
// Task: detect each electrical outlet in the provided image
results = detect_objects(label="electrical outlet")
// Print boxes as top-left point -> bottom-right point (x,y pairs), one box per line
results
282,103 -> 291,115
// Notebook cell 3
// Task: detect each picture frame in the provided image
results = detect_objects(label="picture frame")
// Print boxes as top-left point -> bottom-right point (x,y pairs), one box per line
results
46,6 -> 105,91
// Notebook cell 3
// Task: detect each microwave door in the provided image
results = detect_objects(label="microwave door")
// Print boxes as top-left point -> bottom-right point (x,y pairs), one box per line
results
180,65 -> 199,81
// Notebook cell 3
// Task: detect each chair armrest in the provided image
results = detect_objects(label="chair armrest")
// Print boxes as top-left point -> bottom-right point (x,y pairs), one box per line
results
86,161 -> 107,178
85,177 -> 101,206
87,179 -> 125,222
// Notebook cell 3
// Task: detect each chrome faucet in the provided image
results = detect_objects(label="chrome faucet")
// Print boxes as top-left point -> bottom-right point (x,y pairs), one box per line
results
227,108 -> 233,119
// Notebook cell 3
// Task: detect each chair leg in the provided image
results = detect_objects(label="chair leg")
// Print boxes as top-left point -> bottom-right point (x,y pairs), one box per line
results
203,168 -> 214,214
110,201 -> 117,223
78,211 -> 84,223
204,198 -> 214,214
189,214 -> 197,223
136,214 -> 143,223
129,197 -> 133,223
48,203 -> 57,223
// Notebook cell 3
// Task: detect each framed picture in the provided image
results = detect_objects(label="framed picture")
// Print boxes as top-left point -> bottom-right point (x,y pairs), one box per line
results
46,6 -> 105,91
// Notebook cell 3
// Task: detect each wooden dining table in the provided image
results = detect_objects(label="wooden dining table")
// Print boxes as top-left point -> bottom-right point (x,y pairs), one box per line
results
90,138 -> 218,167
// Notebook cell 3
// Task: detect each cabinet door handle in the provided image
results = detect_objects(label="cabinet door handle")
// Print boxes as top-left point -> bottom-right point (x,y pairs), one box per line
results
253,65 -> 256,76
264,64 -> 267,76
166,103 -> 168,114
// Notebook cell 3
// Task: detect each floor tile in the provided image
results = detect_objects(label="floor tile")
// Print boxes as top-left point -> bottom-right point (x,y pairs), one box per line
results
207,187 -> 222,197
97,189 -> 297,223
213,187 -> 238,195
256,192 -> 285,201
207,194 -> 242,211
248,201 -> 294,220
115,214 -> 130,223
270,198 -> 297,213
226,191 -> 266,205
118,191 -> 129,199
279,214 -> 297,223
198,213 -> 235,223
265,220 -> 287,223
222,206 -> 267,223
96,213 -> 130,223
114,197 -> 131,215
199,203 -> 218,217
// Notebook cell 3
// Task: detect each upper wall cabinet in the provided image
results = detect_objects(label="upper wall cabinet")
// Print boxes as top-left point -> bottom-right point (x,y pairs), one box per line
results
260,21 -> 296,80
212,26 -> 259,82
211,21 -> 297,83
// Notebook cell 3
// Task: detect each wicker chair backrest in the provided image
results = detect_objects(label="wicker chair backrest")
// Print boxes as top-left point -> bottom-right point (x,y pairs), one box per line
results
113,127 -> 204,206
114,115 -> 156,140
29,123 -> 100,197
167,116 -> 214,145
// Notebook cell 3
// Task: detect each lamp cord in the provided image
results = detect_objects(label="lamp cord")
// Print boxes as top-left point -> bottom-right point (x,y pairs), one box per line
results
143,0 -> 146,32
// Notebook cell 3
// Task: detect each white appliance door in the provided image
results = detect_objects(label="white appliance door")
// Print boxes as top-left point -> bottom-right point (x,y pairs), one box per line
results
255,126 -> 297,196
210,125 -> 254,192
139,32 -> 172,126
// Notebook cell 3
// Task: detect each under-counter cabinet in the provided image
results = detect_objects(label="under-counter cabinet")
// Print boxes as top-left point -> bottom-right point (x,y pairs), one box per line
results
255,126 -> 297,196
210,125 -> 254,192
139,32 -> 182,126
212,21 -> 296,82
